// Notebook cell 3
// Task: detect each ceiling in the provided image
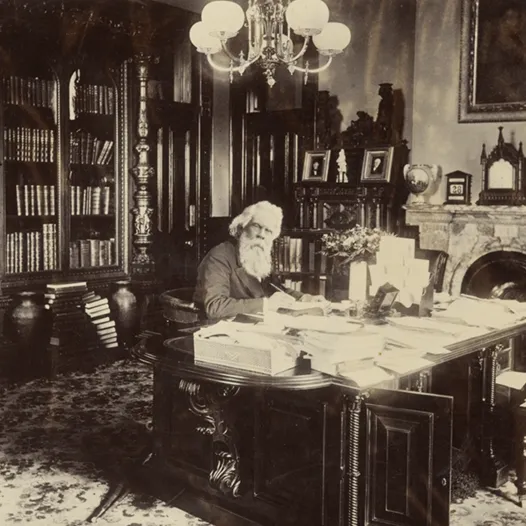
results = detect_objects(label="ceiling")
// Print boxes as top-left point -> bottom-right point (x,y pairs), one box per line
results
157,0 -> 210,13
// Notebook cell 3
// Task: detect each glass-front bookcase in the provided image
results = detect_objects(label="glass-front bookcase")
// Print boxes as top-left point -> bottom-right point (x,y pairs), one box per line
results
0,55 -> 130,291
1,63 -> 60,278
67,65 -> 118,271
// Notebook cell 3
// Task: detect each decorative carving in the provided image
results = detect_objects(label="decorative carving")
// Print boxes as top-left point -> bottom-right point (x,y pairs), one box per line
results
131,53 -> 155,274
316,91 -> 344,149
478,127 -> 526,206
374,83 -> 394,144
178,379 -> 242,498
347,392 -> 369,526
342,111 -> 375,148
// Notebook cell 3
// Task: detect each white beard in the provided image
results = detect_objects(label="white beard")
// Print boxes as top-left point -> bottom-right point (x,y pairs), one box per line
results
238,234 -> 272,280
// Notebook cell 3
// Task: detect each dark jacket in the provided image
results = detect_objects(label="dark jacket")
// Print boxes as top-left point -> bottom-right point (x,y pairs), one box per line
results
193,239 -> 301,320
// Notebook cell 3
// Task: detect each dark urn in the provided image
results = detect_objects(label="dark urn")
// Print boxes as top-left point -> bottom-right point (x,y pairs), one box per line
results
5,291 -> 47,373
109,280 -> 139,349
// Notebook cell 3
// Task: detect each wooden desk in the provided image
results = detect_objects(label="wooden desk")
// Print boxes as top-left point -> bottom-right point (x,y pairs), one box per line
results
132,321 -> 526,526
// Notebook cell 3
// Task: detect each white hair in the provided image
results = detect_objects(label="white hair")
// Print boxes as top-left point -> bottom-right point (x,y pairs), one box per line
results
229,201 -> 283,240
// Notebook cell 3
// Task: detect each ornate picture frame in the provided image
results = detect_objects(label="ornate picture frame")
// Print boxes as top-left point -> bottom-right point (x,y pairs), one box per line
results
459,0 -> 526,123
302,150 -> 331,182
360,146 -> 394,183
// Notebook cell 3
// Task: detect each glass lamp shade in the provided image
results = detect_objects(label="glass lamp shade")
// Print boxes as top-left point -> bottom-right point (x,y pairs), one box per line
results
286,0 -> 329,37
201,1 -> 245,40
313,22 -> 351,55
189,22 -> 222,54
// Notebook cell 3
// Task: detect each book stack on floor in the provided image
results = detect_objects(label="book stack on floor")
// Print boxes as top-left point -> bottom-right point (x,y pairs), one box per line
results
44,281 -> 121,378
82,292 -> 118,349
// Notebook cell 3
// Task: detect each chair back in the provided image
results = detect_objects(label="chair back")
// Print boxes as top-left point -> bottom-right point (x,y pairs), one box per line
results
159,288 -> 204,327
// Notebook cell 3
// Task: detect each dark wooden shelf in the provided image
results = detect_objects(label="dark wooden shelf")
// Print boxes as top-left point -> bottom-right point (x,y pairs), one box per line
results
275,271 -> 327,277
5,268 -> 59,277
70,214 -> 114,219
5,160 -> 56,166
69,163 -> 114,169
282,228 -> 333,235
6,214 -> 56,220
73,111 -> 114,119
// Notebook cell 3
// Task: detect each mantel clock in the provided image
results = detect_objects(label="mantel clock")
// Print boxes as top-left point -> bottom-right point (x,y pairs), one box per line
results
478,127 -> 526,206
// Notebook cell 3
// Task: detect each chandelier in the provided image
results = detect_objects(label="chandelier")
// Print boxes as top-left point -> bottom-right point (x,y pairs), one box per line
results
189,0 -> 351,87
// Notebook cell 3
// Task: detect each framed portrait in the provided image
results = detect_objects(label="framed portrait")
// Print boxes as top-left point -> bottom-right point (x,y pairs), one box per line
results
302,150 -> 330,182
360,146 -> 394,183
459,0 -> 526,122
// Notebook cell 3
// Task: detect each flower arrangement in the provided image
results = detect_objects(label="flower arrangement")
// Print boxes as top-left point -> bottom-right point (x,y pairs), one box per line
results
321,225 -> 383,266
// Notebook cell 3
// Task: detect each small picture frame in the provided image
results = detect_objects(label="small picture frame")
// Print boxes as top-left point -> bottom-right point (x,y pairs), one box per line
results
302,150 -> 331,182
360,146 -> 395,183
444,170 -> 472,205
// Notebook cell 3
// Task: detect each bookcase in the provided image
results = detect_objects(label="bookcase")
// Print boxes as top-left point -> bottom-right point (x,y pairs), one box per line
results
0,0 -> 213,379
2,66 -> 59,276
68,65 -> 118,270
0,51 -> 130,292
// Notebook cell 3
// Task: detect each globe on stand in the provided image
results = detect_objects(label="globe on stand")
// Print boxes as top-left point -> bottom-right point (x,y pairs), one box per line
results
403,164 -> 440,204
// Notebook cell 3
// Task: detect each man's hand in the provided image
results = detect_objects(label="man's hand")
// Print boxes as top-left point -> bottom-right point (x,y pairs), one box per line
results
298,293 -> 327,303
267,291 -> 297,311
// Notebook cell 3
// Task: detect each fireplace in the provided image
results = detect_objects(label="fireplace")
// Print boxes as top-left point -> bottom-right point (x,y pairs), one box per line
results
405,204 -> 526,298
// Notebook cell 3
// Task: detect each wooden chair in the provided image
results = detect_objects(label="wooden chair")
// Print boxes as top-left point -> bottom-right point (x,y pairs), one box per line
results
158,288 -> 205,334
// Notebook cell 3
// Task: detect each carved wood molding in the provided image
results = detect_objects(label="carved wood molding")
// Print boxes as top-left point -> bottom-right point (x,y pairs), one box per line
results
131,53 -> 155,275
178,378 -> 242,498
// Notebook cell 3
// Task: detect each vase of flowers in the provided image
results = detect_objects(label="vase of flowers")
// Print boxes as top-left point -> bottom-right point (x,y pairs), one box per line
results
321,225 -> 383,301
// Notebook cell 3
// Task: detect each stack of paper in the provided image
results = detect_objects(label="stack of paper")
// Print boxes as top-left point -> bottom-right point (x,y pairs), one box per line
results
432,296 -> 524,328
300,329 -> 385,375
265,312 -> 365,333
338,366 -> 394,387
369,236 -> 431,307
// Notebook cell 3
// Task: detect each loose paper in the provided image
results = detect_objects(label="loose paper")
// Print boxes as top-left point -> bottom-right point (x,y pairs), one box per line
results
495,371 -> 526,391
376,357 -> 434,375
339,366 -> 394,387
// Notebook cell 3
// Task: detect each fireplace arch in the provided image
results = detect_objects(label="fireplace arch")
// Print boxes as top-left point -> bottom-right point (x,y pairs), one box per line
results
461,251 -> 526,298
405,204 -> 526,298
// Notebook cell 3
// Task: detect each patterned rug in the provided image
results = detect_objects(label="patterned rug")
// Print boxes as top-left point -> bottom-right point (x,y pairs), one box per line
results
0,359 -> 525,526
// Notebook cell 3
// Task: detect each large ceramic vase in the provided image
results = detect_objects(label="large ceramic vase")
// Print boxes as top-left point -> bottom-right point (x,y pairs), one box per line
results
6,291 -> 47,374
7,291 -> 46,347
109,280 -> 139,350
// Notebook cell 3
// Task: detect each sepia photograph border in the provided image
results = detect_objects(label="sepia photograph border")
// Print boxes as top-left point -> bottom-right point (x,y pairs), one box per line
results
302,150 -> 331,182
360,146 -> 394,183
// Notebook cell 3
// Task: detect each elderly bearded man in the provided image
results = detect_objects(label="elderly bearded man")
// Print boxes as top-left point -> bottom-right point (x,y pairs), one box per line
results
194,201 -> 325,320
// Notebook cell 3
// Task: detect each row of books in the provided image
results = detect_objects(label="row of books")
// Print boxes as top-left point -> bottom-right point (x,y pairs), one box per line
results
69,238 -> 116,269
73,83 -> 115,116
2,75 -> 55,108
82,291 -> 118,349
282,277 -> 327,297
14,184 -> 56,216
6,224 -> 57,273
273,237 -> 328,274
70,185 -> 113,216
4,128 -> 55,163
45,282 -> 118,376
70,131 -> 114,165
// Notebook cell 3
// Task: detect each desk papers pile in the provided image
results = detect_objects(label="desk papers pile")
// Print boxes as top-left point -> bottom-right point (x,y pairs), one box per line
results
193,321 -> 299,375
432,295 -> 526,329
300,329 -> 385,375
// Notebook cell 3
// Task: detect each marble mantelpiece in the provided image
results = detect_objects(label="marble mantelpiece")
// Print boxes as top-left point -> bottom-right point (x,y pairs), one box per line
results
405,204 -> 526,296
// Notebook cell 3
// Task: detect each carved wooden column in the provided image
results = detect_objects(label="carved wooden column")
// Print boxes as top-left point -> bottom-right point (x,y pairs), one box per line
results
347,392 -> 368,526
131,53 -> 155,275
